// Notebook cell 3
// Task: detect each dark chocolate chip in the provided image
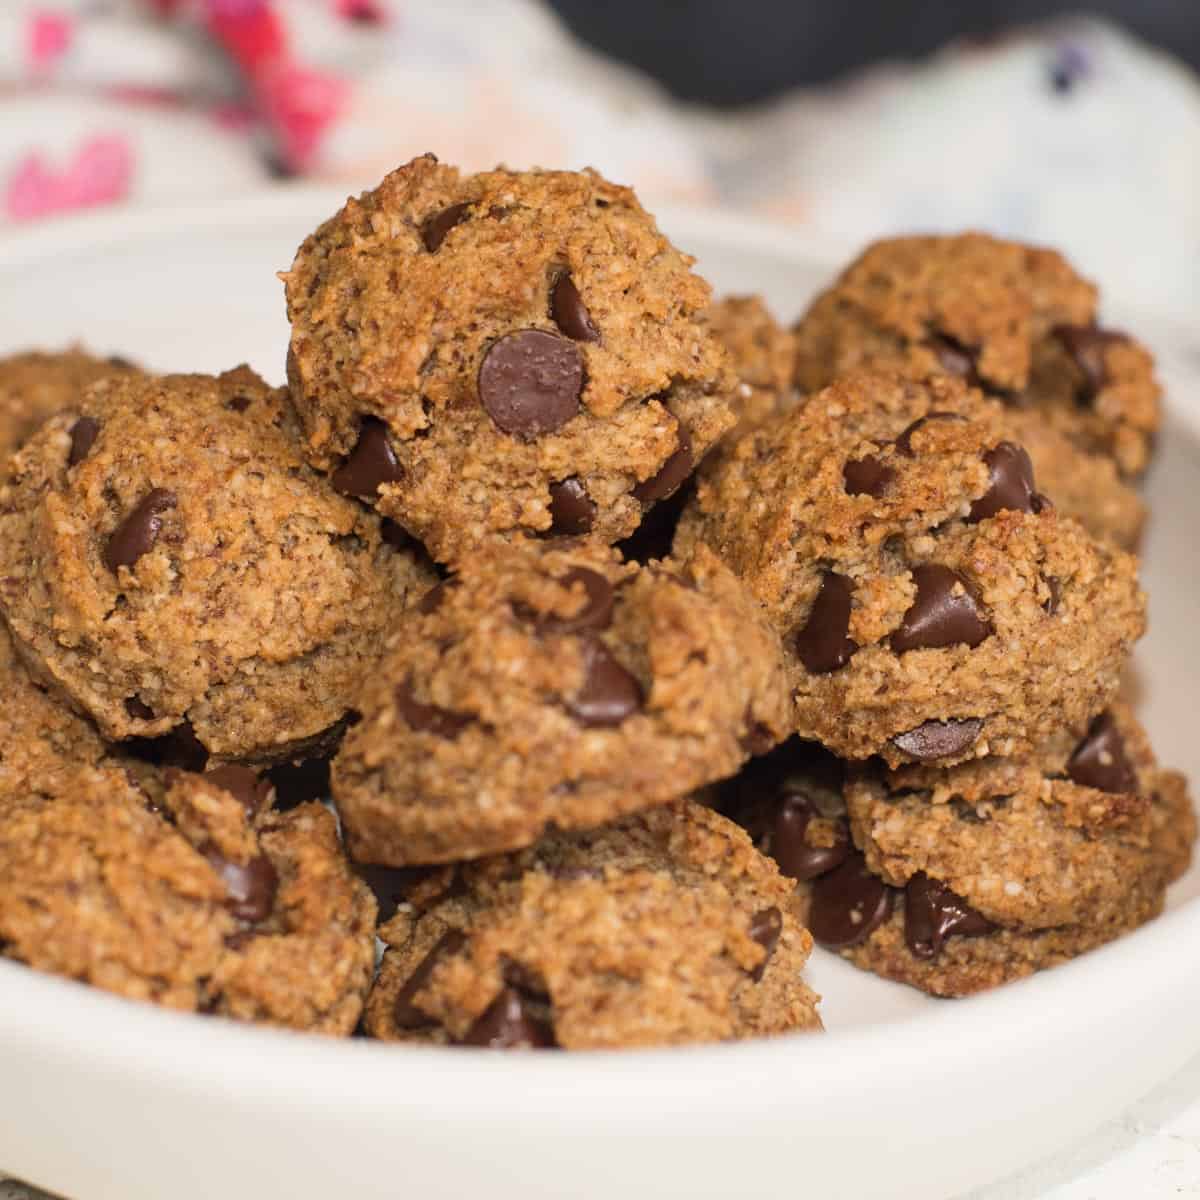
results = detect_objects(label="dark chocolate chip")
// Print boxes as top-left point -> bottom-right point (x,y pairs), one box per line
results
904,872 -> 996,959
204,765 -> 273,818
632,425 -> 693,503
478,330 -> 582,439
1054,325 -> 1127,403
1067,711 -> 1138,794
547,477 -> 596,536
205,849 -> 278,924
968,441 -> 1037,523
393,929 -> 467,1028
795,572 -> 858,674
748,906 -> 783,980
529,567 -> 614,635
565,636 -> 643,727
891,718 -> 984,761
769,791 -> 849,882
892,564 -> 991,653
460,987 -> 556,1049
421,202 -> 471,252
894,411 -> 967,457
808,851 -> 895,949
550,274 -> 600,342
843,454 -> 894,497
927,334 -> 980,385
67,417 -> 100,466
332,417 -> 402,498
104,488 -> 176,572
124,696 -> 155,720
394,677 -> 473,738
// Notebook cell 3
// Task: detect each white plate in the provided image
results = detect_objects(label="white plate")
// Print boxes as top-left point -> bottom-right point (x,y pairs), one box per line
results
0,192 -> 1197,1200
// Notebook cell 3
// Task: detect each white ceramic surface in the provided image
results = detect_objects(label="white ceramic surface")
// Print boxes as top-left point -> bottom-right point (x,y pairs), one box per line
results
0,192 -> 1197,1200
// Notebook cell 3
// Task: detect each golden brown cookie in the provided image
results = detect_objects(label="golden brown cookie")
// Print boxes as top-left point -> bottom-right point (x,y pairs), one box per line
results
676,372 -> 1145,767
333,539 -> 793,866
363,799 -> 821,1049
0,367 -> 436,765
283,154 -> 734,563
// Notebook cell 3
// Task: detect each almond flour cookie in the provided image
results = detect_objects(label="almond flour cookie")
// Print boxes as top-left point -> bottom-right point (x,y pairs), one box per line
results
0,765 -> 377,1032
363,799 -> 821,1049
676,372 -> 1145,767
333,539 -> 792,866
283,154 -> 734,563
0,367 -> 436,765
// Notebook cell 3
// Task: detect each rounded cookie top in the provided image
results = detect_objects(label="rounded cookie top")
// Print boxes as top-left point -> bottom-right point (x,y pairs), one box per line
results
332,538 -> 793,866
283,154 -> 733,563
0,367 -> 436,764
363,799 -> 821,1049
0,765 -> 377,1032
792,232 -> 1160,480
676,372 -> 1146,767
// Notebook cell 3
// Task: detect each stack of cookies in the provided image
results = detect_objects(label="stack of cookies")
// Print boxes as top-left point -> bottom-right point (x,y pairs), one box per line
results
0,159 -> 1191,1051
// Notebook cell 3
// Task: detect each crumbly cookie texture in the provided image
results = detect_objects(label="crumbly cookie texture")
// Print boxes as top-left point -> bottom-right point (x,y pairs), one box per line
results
676,372 -> 1145,767
333,538 -> 793,866
0,367 -> 436,765
0,765 -> 377,1032
363,799 -> 821,1049
0,348 -> 140,462
283,153 -> 733,563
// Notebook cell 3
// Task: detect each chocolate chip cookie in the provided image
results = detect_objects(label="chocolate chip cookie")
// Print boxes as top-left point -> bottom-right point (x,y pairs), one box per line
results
333,538 -> 792,866
283,153 -> 734,563
0,367 -> 436,764
677,371 -> 1145,767
363,799 -> 821,1048
0,765 -> 377,1031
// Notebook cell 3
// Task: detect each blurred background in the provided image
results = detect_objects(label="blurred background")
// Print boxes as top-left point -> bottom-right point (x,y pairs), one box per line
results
0,1 -> 1197,310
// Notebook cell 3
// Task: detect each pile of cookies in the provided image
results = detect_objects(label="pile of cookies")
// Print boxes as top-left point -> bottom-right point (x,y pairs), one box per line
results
0,156 -> 1191,1050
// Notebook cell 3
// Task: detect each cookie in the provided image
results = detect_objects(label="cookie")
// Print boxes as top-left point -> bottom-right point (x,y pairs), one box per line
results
0,765 -> 377,1032
363,799 -> 821,1049
676,371 -> 1145,767
333,539 -> 792,865
0,367 -> 436,764
283,153 -> 733,563
0,348 -> 139,462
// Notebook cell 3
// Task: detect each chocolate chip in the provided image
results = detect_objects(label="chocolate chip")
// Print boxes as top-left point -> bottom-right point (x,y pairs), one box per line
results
528,567 -> 614,634
795,572 -> 858,674
748,906 -> 783,980
632,425 -> 693,503
550,274 -> 599,342
904,872 -> 996,959
1067,712 -> 1138,794
392,928 -> 468,1028
204,765 -> 273,819
332,417 -> 402,498
394,677 -> 473,739
769,791 -> 849,882
565,636 -> 643,727
927,334 -> 980,385
226,395 -> 252,414
124,696 -> 155,720
968,442 -> 1037,523
460,987 -> 557,1049
1054,325 -> 1126,403
894,411 -> 966,457
547,477 -> 596,536
205,849 -> 278,923
421,202 -> 471,252
892,564 -> 991,653
478,330 -> 582,440
843,454 -> 894,497
67,417 -> 100,466
104,488 -> 176,572
417,580 -> 453,615
891,718 -> 984,761
808,851 -> 895,949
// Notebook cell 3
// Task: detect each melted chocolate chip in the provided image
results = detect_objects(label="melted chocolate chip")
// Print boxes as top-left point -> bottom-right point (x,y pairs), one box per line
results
748,906 -> 783,981
892,565 -> 991,653
67,417 -> 100,466
205,765 -> 273,818
478,330 -> 583,439
460,987 -> 557,1049
394,677 -> 473,739
968,441 -> 1037,523
894,411 -> 967,457
927,334 -> 981,385
1054,325 -> 1127,403
205,850 -> 278,924
843,454 -> 894,497
104,488 -> 177,572
795,572 -> 858,674
565,636 -> 643,727
633,426 -> 694,505
808,852 -> 895,949
529,567 -> 614,634
393,929 -> 467,1028
550,274 -> 599,342
332,417 -> 402,498
547,477 -> 596,536
904,873 -> 996,959
891,718 -> 984,762
421,202 -> 471,252
1067,712 -> 1138,794
769,791 -> 849,882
